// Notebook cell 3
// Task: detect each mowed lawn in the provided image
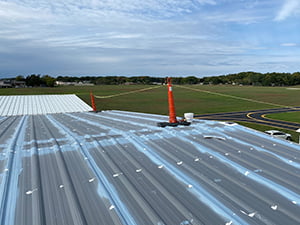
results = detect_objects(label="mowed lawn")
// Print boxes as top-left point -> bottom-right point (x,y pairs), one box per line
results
2,84 -> 300,141
266,111 -> 300,123
1,84 -> 300,118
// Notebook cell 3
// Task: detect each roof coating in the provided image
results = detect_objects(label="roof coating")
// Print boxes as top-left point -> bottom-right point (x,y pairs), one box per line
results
0,110 -> 300,225
0,95 -> 92,116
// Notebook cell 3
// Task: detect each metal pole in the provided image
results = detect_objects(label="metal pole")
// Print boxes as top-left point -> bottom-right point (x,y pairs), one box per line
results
167,77 -> 178,124
90,92 -> 97,112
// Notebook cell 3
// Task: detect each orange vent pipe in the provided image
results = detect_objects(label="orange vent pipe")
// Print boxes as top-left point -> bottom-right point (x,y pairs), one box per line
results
167,77 -> 178,123
90,92 -> 97,112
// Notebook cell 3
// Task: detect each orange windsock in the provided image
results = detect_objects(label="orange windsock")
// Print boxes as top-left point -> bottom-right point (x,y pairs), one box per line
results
167,77 -> 178,123
90,92 -> 97,112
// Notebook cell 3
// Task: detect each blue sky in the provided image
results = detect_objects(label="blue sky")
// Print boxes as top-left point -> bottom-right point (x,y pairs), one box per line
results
0,0 -> 299,78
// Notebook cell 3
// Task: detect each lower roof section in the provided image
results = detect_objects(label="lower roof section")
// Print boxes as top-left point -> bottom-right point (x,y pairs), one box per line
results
0,94 -> 92,116
0,110 -> 300,225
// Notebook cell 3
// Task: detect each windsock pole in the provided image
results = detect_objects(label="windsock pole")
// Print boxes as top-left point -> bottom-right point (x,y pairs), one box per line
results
90,92 -> 97,112
167,77 -> 178,123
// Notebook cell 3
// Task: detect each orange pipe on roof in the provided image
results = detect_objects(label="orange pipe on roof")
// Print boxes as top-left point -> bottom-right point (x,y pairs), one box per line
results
90,92 -> 97,112
167,77 -> 178,123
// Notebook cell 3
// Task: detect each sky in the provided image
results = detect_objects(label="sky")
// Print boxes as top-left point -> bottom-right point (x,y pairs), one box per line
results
0,0 -> 299,78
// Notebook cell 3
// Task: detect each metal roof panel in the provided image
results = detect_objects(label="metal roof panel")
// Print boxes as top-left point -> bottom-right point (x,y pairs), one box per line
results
0,95 -> 92,116
0,110 -> 299,225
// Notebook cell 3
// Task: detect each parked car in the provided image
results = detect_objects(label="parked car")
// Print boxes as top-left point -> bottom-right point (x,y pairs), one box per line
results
265,130 -> 292,140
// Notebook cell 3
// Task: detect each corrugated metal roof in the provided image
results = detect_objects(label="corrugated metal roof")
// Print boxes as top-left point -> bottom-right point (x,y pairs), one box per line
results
0,110 -> 300,225
0,95 -> 92,116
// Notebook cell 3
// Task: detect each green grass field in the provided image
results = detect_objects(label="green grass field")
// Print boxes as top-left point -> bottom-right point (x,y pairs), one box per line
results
1,84 -> 299,114
266,111 -> 300,123
1,84 -> 300,140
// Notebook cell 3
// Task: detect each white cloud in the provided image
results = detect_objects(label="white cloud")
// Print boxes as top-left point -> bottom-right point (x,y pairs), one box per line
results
0,0 -> 299,77
0,0 -> 216,18
85,56 -> 122,63
0,1 -> 54,21
275,0 -> 300,21
281,43 -> 298,47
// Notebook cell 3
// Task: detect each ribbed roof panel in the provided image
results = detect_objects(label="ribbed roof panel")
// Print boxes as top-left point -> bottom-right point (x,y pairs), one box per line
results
0,95 -> 92,116
0,110 -> 299,225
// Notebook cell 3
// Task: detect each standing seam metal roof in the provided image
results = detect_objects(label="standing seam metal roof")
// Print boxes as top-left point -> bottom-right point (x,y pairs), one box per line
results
0,110 -> 299,225
0,95 -> 92,116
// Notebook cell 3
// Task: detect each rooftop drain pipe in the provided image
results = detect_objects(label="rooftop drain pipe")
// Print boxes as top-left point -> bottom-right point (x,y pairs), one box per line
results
157,77 -> 191,127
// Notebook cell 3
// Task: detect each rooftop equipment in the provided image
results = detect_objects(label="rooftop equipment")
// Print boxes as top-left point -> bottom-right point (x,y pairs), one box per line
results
157,77 -> 191,127
90,92 -> 97,112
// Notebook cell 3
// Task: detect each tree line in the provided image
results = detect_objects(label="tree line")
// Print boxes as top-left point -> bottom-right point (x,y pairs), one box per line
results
203,72 -> 300,86
12,74 -> 56,87
4,72 -> 300,87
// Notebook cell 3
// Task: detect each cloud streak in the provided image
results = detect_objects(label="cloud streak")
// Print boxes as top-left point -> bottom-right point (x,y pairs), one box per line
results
281,43 -> 298,47
275,0 -> 300,21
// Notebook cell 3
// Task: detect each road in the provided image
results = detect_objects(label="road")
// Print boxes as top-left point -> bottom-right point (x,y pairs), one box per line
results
195,107 -> 300,131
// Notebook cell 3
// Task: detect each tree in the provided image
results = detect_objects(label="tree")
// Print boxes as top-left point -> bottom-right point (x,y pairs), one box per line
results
41,75 -> 56,87
26,74 -> 41,87
15,75 -> 25,81
182,76 -> 199,84
291,72 -> 300,85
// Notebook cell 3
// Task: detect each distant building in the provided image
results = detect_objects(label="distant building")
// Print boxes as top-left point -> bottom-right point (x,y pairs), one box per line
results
56,81 -> 94,86
0,80 -> 12,88
13,80 -> 26,88
0,80 -> 26,88
55,81 -> 77,86
74,81 -> 94,86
